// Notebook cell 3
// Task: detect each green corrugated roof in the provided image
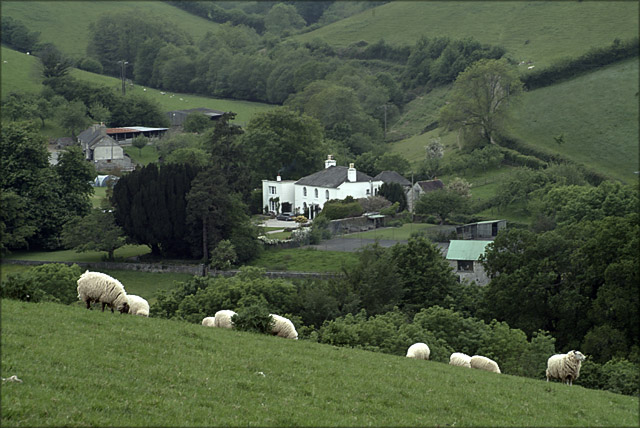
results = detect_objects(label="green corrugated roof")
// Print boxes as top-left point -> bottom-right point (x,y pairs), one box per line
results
446,240 -> 492,261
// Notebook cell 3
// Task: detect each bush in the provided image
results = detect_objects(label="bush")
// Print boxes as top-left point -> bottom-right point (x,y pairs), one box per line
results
319,199 -> 364,220
0,263 -> 82,304
77,57 -> 103,74
233,295 -> 274,334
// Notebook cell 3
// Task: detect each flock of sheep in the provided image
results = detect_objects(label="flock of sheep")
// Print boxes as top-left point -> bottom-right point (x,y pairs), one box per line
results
406,342 -> 587,385
77,270 -> 586,385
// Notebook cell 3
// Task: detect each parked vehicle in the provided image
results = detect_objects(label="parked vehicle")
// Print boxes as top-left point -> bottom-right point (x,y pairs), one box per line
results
276,212 -> 294,221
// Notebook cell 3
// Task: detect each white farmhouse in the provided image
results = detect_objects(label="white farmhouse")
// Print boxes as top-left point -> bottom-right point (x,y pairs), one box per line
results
262,155 -> 384,219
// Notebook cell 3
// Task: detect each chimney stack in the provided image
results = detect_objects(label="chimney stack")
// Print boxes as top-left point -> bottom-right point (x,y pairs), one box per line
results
348,163 -> 356,182
276,174 -> 281,182
325,154 -> 337,169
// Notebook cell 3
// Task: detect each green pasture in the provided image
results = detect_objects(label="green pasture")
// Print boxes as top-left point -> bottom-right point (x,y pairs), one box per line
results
2,299 -> 638,427
1,1 -> 217,62
248,248 -> 358,273
1,245 -> 150,263
295,1 -> 638,70
342,223 -> 437,241
506,58 -> 640,183
97,269 -> 193,305
0,47 -> 43,96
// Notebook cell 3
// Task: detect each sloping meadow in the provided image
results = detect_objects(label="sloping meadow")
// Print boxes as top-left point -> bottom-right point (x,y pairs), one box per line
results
2,300 -> 637,427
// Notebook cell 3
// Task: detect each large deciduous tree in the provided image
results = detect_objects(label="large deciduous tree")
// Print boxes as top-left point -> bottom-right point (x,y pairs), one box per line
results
439,58 -> 523,146
242,108 -> 325,184
62,209 -> 126,261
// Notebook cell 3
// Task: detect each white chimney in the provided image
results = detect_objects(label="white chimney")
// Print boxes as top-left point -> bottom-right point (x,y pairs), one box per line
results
348,163 -> 356,182
325,154 -> 337,169
276,174 -> 281,182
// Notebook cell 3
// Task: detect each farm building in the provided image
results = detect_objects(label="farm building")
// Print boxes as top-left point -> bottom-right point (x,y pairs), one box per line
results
446,240 -> 493,285
166,108 -> 225,127
456,220 -> 507,240
407,179 -> 445,212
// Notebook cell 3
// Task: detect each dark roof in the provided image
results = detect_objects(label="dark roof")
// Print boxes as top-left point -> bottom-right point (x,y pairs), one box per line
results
374,171 -> 411,186
417,179 -> 444,192
78,125 -> 105,144
295,166 -> 375,188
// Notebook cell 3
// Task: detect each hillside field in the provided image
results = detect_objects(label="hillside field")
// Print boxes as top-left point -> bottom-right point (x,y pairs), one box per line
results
295,1 -> 638,69
2,299 -> 638,427
0,1 -> 217,61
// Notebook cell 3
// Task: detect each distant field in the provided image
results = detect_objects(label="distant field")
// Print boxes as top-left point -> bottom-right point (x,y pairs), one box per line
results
0,47 -> 43,96
343,223 -> 436,240
248,248 -> 358,272
1,245 -> 150,263
1,1 -> 217,61
295,1 -> 638,70
507,58 -> 639,183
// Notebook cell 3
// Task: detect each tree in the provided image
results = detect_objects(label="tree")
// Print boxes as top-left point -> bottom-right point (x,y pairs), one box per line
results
38,44 -> 74,79
55,146 -> 95,218
374,152 -> 411,177
183,112 -> 213,133
422,137 -> 444,179
62,209 -> 127,261
242,108 -> 325,185
89,101 -> 111,125
132,135 -> 148,157
264,3 -> 306,36
439,58 -> 523,145
378,182 -> 408,212
57,100 -> 91,139
415,189 -> 467,224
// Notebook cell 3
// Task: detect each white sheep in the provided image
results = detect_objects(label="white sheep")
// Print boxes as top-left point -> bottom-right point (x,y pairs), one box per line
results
470,355 -> 501,373
125,294 -> 149,317
546,350 -> 586,386
269,314 -> 298,339
214,310 -> 237,329
449,352 -> 472,368
202,317 -> 216,327
406,342 -> 430,360
77,270 -> 129,313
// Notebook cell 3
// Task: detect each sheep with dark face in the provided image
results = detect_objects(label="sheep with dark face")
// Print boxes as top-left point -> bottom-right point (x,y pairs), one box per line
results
546,350 -> 586,386
77,271 -> 129,314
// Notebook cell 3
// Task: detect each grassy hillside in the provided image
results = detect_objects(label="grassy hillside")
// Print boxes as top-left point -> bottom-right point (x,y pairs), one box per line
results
0,45 -> 274,127
2,299 -> 638,427
506,58 -> 639,183
295,1 -> 638,69
0,1 -> 217,61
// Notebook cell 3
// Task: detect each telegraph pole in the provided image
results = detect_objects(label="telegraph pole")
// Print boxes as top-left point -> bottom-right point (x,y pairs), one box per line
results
118,60 -> 128,95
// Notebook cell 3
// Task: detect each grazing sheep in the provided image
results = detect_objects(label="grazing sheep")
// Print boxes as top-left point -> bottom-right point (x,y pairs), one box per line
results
449,352 -> 472,368
125,294 -> 149,317
406,343 -> 430,360
470,355 -> 501,374
214,310 -> 237,329
546,350 -> 586,386
269,314 -> 298,339
77,271 -> 129,313
202,317 -> 216,327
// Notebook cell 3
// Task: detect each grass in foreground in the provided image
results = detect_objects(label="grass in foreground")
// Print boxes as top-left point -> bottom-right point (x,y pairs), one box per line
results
2,299 -> 638,427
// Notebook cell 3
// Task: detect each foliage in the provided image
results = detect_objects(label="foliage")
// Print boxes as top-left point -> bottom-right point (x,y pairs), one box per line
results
209,239 -> 237,270
242,108 -> 325,185
61,209 -> 126,261
0,263 -> 82,304
318,199 -> 364,220
182,112 -> 214,133
0,16 -> 40,53
414,189 -> 468,225
232,298 -> 274,334
55,145 -> 95,218
439,58 -> 523,145
131,135 -> 148,157
378,182 -> 407,211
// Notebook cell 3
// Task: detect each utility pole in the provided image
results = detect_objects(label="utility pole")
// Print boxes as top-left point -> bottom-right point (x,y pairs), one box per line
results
118,60 -> 128,96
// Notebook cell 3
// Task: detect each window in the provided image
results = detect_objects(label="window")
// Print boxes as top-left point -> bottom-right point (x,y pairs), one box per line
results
325,190 -> 330,200
314,189 -> 319,198
366,189 -> 370,196
457,260 -> 474,272
269,186 -> 276,195
303,187 -> 307,196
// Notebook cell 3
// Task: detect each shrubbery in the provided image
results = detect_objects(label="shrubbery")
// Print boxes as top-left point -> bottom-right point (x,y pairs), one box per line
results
319,198 -> 364,220
0,264 -> 82,304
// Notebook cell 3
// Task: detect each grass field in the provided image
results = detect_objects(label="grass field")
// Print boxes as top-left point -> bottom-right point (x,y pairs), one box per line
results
0,1 -> 217,61
506,58 -> 640,183
2,299 -> 638,427
295,1 -> 638,70
248,248 -> 358,273
1,245 -> 150,264
342,223 -> 437,240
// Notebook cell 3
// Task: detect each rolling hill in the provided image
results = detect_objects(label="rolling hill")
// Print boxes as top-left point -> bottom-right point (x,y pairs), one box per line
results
2,299 -> 638,427
294,1 -> 638,69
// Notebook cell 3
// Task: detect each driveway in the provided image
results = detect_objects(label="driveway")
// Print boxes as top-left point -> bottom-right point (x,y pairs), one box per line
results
262,219 -> 300,229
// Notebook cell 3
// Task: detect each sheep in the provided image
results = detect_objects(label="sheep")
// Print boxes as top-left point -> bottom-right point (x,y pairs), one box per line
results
202,317 -> 216,327
77,270 -> 129,314
406,342 -> 430,360
449,352 -> 472,368
470,355 -> 501,374
125,294 -> 149,317
269,314 -> 298,339
214,310 -> 237,329
546,350 -> 586,386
